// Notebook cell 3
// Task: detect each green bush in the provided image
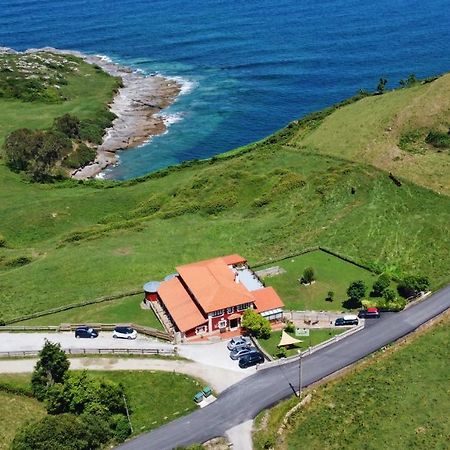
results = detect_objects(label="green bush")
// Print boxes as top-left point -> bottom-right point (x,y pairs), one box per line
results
0,234 -> 6,247
383,288 -> 397,302
425,130 -> 450,149
110,414 -> 131,443
397,275 -> 429,298
5,256 -> 31,267
285,321 -> 295,333
54,114 -> 81,138
63,143 -> 96,169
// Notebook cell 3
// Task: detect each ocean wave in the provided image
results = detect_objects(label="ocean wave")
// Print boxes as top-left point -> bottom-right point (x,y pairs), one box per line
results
165,75 -> 197,96
158,112 -> 184,127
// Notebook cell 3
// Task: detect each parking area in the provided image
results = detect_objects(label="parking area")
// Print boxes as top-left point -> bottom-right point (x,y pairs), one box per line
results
177,339 -> 260,373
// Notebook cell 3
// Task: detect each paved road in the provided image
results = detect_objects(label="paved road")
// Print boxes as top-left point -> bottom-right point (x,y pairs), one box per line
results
118,286 -> 450,450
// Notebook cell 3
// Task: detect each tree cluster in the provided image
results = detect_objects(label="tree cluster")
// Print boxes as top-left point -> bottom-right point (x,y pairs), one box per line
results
241,308 -> 271,339
13,341 -> 131,450
397,275 -> 429,298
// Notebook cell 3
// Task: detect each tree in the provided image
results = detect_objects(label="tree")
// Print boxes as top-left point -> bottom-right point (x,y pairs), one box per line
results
327,291 -> 334,302
11,413 -> 112,450
3,128 -> 42,172
371,273 -> 390,297
302,267 -> 315,284
241,308 -> 271,339
398,275 -> 429,298
399,74 -> 418,88
31,340 -> 69,401
376,77 -> 388,94
346,280 -> 367,307
383,288 -> 397,302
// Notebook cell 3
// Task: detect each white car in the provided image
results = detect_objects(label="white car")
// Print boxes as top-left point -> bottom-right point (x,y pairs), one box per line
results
227,336 -> 251,351
112,326 -> 137,339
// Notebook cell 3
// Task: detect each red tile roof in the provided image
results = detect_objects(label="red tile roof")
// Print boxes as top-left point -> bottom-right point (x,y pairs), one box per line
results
222,254 -> 247,265
253,287 -> 285,313
158,277 -> 206,332
176,257 -> 253,313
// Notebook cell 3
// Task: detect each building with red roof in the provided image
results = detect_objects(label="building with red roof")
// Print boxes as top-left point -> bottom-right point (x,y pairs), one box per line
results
144,255 -> 284,339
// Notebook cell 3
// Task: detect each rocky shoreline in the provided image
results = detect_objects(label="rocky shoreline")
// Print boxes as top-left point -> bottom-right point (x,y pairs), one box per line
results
1,46 -> 182,179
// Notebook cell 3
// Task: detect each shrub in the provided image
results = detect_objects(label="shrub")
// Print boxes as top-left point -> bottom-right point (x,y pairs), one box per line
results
110,414 -> 131,443
275,346 -> 287,358
5,256 -> 31,267
63,143 -> 96,169
54,114 -> 80,138
285,321 -> 295,333
326,291 -> 335,302
252,196 -> 270,208
0,234 -> 6,247
425,130 -> 450,149
383,288 -> 397,302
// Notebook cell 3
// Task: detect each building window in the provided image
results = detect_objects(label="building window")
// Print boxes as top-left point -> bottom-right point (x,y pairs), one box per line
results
237,302 -> 253,311
218,320 -> 227,329
211,309 -> 224,317
195,325 -> 207,335
226,306 -> 234,314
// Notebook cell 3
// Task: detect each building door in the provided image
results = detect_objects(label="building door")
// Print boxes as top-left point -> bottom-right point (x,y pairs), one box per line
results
229,318 -> 240,329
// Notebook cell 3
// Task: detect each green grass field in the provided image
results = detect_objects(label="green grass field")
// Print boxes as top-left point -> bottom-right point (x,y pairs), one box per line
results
258,250 -> 378,311
253,315 -> 450,450
257,328 -> 344,359
18,294 -> 163,329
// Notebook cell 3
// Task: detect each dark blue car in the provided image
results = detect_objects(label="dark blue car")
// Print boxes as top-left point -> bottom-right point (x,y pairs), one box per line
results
75,326 -> 98,338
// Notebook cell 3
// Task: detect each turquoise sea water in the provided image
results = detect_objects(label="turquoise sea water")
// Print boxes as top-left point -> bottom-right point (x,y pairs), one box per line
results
1,0 -> 449,179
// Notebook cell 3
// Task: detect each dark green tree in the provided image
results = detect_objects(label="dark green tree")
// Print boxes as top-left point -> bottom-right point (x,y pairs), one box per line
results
327,291 -> 335,302
371,273 -> 390,297
376,78 -> 388,94
346,280 -> 367,306
398,275 -> 429,298
3,128 -> 42,172
302,267 -> 315,284
31,340 -> 69,401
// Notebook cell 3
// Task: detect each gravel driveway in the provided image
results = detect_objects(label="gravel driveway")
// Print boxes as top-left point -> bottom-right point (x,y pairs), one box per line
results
0,332 -> 174,353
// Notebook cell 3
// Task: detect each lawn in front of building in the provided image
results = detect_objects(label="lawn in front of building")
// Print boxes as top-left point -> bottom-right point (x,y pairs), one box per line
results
257,250 -> 378,311
258,328 -> 345,359
18,294 -> 163,329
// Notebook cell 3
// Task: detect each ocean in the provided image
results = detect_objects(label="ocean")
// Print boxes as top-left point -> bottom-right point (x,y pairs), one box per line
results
1,0 -> 449,179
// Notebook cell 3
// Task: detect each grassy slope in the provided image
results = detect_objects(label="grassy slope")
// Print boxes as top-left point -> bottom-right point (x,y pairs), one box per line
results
0,74 -> 449,322
1,146 -> 449,321
287,74 -> 450,195
255,315 -> 450,450
18,294 -> 163,329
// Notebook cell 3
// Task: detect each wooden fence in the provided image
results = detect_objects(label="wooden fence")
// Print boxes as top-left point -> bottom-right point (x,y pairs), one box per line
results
0,323 -> 173,342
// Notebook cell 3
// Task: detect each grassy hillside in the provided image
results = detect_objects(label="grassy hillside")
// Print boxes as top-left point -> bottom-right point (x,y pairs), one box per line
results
0,72 -> 449,323
253,314 -> 450,450
286,74 -> 450,195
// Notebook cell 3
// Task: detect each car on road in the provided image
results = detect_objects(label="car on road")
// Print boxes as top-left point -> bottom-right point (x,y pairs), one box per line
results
238,351 -> 265,368
358,307 -> 380,318
112,326 -> 137,339
75,326 -> 98,339
229,346 -> 256,360
335,315 -> 359,326
227,336 -> 251,351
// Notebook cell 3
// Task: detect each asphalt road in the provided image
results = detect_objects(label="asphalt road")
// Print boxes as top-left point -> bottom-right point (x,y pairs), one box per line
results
117,286 -> 450,450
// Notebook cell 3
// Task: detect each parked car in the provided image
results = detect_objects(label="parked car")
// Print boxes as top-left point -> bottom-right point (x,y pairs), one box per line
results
112,326 -> 137,340
358,307 -> 380,319
230,346 -> 256,360
75,326 -> 98,339
238,351 -> 265,368
335,315 -> 359,326
227,336 -> 251,351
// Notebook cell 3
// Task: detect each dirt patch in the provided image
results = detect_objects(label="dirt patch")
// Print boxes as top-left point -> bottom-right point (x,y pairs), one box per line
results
113,247 -> 133,256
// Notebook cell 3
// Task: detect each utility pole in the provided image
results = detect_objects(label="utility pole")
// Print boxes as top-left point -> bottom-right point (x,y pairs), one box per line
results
123,394 -> 133,434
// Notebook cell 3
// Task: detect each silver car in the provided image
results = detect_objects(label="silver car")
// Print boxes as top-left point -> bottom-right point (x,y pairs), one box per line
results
230,346 -> 256,360
227,336 -> 251,351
